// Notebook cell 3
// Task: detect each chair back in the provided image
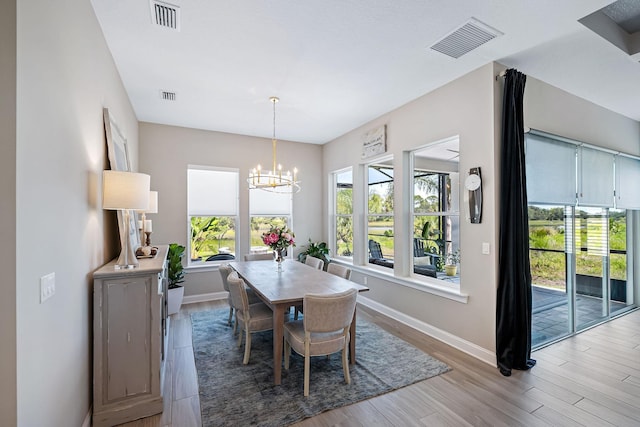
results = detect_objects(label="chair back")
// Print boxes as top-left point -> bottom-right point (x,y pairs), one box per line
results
305,256 -> 324,270
303,288 -> 357,333
226,272 -> 249,314
244,253 -> 274,261
206,253 -> 236,261
368,240 -> 383,259
218,264 -> 233,292
327,263 -> 351,280
413,238 -> 425,257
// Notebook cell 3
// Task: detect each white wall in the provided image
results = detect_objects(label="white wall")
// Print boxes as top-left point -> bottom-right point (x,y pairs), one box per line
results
16,0 -> 138,425
138,123 -> 323,296
0,1 -> 17,425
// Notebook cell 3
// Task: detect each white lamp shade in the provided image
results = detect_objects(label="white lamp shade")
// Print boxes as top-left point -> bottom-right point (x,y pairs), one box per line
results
146,191 -> 158,213
102,170 -> 150,211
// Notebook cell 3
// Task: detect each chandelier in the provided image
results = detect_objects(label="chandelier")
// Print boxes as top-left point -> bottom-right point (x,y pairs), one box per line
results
248,97 -> 301,193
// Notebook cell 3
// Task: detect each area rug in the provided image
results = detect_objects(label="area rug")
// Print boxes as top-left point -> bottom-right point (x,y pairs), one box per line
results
191,308 -> 451,427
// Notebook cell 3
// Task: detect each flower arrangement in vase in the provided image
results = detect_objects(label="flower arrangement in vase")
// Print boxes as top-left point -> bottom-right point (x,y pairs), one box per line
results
262,227 -> 296,271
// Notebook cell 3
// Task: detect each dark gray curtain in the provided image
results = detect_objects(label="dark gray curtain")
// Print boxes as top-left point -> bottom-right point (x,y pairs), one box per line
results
496,69 -> 536,376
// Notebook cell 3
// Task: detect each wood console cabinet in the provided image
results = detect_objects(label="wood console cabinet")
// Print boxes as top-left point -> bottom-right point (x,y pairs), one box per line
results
93,245 -> 169,427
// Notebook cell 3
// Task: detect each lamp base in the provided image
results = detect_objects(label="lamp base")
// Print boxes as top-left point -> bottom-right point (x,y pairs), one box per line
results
114,210 -> 140,269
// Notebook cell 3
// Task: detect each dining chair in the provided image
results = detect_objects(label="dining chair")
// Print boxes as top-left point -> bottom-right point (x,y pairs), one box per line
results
326,263 -> 351,280
219,264 -> 262,334
295,256 -> 327,319
226,272 -> 274,364
304,256 -> 324,270
244,252 -> 274,261
218,264 -> 235,327
284,288 -> 358,396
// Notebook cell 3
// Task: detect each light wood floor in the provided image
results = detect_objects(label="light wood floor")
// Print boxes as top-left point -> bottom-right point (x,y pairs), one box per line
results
118,300 -> 640,427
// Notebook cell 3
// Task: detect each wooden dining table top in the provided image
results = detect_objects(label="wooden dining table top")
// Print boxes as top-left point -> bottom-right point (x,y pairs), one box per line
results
229,259 -> 369,305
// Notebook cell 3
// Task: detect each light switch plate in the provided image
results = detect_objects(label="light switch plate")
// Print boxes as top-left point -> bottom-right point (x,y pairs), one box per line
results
40,273 -> 56,303
482,242 -> 490,255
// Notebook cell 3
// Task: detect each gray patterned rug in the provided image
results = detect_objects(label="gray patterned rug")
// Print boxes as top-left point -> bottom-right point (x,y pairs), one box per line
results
191,308 -> 451,426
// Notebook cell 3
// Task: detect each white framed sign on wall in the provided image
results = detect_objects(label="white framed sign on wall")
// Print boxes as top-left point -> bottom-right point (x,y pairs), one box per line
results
361,125 -> 386,159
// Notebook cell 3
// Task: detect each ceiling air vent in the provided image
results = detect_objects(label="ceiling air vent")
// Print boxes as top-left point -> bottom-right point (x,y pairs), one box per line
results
430,18 -> 503,59
150,0 -> 180,31
160,91 -> 176,101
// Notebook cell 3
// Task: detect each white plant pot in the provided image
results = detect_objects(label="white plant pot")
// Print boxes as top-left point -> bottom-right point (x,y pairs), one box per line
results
167,286 -> 184,315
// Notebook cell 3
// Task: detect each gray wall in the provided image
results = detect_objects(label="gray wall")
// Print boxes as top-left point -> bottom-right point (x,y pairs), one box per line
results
322,62 -> 640,360
15,0 -> 138,425
138,123 -> 323,296
0,1 -> 17,425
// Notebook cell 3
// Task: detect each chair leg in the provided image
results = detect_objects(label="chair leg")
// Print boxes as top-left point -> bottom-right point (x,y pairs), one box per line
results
243,330 -> 252,364
284,340 -> 290,369
227,307 -> 233,326
236,327 -> 243,347
342,344 -> 351,384
304,343 -> 310,397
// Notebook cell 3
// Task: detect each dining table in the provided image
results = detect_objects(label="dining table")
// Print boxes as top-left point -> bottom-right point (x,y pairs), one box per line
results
229,259 -> 369,385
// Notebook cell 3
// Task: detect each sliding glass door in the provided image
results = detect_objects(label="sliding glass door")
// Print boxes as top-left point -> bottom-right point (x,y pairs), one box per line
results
530,204 -> 634,348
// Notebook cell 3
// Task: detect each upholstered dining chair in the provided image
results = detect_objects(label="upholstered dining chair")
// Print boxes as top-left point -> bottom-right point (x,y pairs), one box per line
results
226,272 -> 274,364
295,256 -> 326,319
304,255 -> 324,270
219,264 -> 262,334
218,264 -> 236,327
284,288 -> 358,396
326,263 -> 351,280
244,252 -> 274,261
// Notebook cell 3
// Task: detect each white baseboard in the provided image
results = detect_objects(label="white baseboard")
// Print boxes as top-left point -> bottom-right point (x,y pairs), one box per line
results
82,406 -> 92,427
183,291 -> 227,305
357,295 -> 497,367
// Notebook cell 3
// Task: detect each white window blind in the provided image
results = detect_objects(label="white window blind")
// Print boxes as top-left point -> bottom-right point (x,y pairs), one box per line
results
187,168 -> 238,216
525,134 -> 576,204
615,156 -> 640,209
578,147 -> 614,207
249,189 -> 291,215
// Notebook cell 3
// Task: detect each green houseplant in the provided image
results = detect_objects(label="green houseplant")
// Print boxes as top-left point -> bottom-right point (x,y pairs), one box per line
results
167,243 -> 185,315
297,239 -> 331,270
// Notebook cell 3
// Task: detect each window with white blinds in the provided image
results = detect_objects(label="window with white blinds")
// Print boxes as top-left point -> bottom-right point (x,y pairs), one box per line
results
188,167 -> 239,216
525,131 -> 640,210
615,156 -> 640,209
525,133 -> 576,205
578,147 -> 614,207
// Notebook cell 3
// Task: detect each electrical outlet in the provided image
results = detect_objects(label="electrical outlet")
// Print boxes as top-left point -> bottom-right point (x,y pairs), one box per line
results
363,276 -> 368,285
40,273 -> 56,303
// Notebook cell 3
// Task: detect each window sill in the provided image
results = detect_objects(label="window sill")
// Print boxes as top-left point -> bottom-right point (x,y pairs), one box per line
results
185,263 -> 222,273
335,261 -> 468,304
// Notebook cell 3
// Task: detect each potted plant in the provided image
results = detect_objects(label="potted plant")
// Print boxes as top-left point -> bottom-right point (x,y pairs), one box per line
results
444,249 -> 460,276
167,243 -> 185,315
297,239 -> 331,270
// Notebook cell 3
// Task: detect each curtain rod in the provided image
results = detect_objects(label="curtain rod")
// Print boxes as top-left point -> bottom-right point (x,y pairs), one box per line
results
495,70 -> 506,81
527,128 -> 640,160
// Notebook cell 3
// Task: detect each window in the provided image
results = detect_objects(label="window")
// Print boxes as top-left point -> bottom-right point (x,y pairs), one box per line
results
411,137 -> 460,280
367,163 -> 394,265
525,130 -> 637,349
332,169 -> 353,258
249,189 -> 292,255
187,167 -> 238,265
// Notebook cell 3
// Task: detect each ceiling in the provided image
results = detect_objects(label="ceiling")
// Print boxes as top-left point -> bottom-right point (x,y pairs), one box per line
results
90,0 -> 640,145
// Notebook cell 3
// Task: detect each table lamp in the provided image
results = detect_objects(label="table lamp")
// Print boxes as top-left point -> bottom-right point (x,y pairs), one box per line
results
103,170 -> 150,269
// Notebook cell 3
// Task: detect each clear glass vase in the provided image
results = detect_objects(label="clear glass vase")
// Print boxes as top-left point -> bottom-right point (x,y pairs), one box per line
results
275,248 -> 284,272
